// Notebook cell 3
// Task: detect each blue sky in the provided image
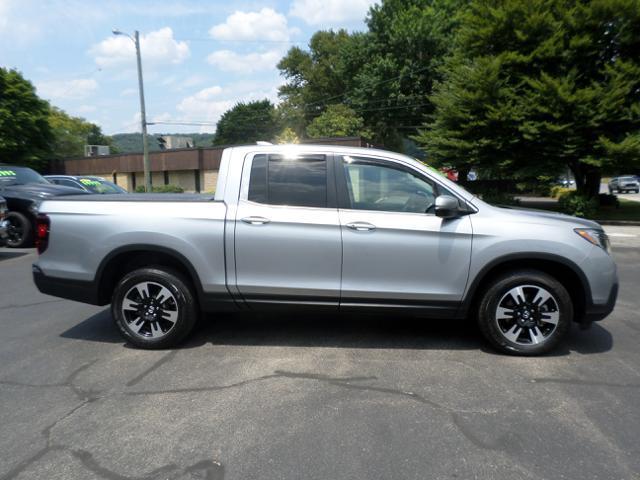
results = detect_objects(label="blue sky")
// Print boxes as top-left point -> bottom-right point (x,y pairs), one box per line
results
0,0 -> 376,134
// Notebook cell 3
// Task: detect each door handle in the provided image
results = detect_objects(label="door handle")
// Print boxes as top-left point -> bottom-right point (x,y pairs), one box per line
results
241,216 -> 270,225
346,221 -> 376,232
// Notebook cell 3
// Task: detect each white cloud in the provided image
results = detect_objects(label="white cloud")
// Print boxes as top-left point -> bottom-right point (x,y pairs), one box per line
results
120,87 -> 137,97
182,74 -> 206,88
121,112 -> 142,133
175,84 -> 278,133
90,27 -> 189,68
289,0 -> 377,26
209,8 -> 294,42
76,105 -> 97,114
207,49 -> 282,74
151,112 -> 172,123
176,86 -> 232,133
37,78 -> 99,101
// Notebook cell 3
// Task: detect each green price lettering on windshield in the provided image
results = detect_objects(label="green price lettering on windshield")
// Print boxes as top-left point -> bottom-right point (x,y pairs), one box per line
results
0,170 -> 16,176
80,179 -> 101,186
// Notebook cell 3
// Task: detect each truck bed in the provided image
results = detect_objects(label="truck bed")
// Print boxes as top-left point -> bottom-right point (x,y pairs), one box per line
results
57,193 -> 217,202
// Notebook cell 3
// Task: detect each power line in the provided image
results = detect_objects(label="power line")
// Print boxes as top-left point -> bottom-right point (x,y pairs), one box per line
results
148,121 -> 218,126
177,37 -> 305,45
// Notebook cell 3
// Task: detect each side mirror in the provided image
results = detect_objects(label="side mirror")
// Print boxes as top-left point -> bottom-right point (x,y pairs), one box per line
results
435,195 -> 460,219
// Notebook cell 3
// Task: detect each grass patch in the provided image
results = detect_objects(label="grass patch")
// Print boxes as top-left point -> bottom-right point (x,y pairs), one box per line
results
519,197 -> 640,221
595,198 -> 640,221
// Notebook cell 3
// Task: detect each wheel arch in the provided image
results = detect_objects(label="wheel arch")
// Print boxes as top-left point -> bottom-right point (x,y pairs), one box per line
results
95,245 -> 204,307
461,253 -> 591,323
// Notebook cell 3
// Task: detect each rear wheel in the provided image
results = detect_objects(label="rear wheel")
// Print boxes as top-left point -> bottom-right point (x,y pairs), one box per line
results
477,270 -> 572,355
5,211 -> 33,248
111,267 -> 198,349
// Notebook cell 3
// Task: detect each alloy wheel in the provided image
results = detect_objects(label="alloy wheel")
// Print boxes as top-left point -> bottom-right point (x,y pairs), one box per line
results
495,284 -> 560,346
121,281 -> 179,339
6,218 -> 24,246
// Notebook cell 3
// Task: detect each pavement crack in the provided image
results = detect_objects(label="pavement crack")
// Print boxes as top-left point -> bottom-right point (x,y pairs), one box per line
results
2,298 -> 66,310
126,373 -> 282,396
0,360 -> 101,401
531,377 -> 640,388
125,368 -> 517,454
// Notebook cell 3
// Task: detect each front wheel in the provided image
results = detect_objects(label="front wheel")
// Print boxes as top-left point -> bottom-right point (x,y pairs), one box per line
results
477,270 -> 572,355
111,267 -> 198,349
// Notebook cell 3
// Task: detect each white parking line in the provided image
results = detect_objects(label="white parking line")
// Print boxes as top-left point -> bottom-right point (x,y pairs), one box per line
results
607,233 -> 637,238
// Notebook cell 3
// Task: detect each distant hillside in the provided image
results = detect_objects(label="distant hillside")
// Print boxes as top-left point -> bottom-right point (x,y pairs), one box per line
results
110,133 -> 215,154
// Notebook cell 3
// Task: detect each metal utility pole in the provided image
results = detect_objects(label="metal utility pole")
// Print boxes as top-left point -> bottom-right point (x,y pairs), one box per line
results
113,29 -> 151,192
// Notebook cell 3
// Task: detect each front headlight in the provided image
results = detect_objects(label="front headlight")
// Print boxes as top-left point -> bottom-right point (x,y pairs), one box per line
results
574,228 -> 611,254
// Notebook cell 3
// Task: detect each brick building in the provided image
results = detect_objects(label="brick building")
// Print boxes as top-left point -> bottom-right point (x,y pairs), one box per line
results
53,137 -> 371,193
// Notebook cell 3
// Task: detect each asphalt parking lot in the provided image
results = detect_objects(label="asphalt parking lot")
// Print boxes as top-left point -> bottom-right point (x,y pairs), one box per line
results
1,227 -> 639,480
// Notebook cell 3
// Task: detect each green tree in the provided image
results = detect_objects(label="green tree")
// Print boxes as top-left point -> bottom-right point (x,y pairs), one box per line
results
306,104 -> 371,138
0,68 -> 53,169
212,100 -> 279,145
278,30 -> 361,128
350,0 -> 467,149
416,0 -> 640,197
276,1 -> 466,150
274,127 -> 300,144
48,107 -> 106,158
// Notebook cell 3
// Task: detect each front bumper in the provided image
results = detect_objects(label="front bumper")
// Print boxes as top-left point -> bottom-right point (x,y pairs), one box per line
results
582,281 -> 618,323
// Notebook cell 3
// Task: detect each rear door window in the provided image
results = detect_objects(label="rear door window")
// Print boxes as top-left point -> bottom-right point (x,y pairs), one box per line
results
248,154 -> 328,208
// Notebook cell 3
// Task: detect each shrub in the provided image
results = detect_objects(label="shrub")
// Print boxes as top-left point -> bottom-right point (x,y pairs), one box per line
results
557,191 -> 598,218
134,184 -> 184,193
550,186 -> 572,198
598,193 -> 619,208
516,180 -> 552,197
479,189 -> 520,206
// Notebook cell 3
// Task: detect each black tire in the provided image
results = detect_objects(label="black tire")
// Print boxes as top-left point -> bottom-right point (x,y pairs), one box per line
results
111,267 -> 198,349
477,270 -> 573,356
5,211 -> 33,248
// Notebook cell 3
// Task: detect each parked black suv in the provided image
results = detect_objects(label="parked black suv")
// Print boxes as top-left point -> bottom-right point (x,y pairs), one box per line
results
0,165 -> 87,247
0,195 -> 9,247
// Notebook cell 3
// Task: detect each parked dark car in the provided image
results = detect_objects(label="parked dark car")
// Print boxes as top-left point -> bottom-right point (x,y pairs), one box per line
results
0,195 -> 9,247
45,175 -> 128,194
0,165 -> 87,247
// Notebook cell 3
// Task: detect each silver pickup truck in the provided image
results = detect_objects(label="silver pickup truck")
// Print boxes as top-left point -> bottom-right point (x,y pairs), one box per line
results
33,145 -> 618,355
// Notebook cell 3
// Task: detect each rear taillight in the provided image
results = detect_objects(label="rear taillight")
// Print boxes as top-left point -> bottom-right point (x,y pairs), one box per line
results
35,214 -> 50,254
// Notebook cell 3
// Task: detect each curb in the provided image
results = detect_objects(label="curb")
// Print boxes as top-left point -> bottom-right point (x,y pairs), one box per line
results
595,220 -> 640,226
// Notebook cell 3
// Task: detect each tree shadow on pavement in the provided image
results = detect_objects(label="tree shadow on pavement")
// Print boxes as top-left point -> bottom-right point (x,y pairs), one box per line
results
60,309 -> 613,356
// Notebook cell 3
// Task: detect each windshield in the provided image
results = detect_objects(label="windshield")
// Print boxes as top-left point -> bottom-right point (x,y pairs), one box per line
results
78,177 -> 126,194
620,176 -> 636,182
0,167 -> 49,186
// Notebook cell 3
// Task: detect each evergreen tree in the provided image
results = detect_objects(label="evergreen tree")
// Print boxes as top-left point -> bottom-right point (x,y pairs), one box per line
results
416,0 -> 640,197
